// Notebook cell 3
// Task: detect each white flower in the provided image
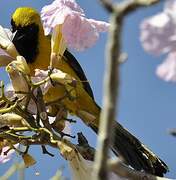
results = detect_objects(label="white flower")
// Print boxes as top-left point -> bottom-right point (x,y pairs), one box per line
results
0,25 -> 17,68
0,147 -> 15,163
140,0 -> 176,82
0,144 -> 19,164
69,152 -> 125,180
156,52 -> 176,82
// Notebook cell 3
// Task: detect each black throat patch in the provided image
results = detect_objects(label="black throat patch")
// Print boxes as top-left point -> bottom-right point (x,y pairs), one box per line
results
11,19 -> 39,63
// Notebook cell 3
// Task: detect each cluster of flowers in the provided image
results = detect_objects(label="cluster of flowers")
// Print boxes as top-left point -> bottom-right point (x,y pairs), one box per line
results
140,0 -> 176,82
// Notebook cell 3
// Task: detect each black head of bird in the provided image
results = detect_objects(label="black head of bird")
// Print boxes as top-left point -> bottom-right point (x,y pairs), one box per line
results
11,7 -> 42,64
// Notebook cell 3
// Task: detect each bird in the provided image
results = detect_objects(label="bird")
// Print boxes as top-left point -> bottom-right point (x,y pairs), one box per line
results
0,7 -> 168,176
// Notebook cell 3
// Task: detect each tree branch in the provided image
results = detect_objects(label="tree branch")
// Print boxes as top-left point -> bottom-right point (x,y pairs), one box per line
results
108,159 -> 171,180
94,0 -> 161,180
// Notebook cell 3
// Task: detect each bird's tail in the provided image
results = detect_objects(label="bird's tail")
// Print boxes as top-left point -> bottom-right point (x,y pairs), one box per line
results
89,121 -> 168,177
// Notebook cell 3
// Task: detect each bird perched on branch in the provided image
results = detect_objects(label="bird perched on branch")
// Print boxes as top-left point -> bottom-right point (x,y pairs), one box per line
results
0,7 -> 168,176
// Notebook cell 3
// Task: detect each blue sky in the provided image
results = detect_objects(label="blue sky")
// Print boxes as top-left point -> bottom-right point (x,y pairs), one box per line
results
0,0 -> 176,179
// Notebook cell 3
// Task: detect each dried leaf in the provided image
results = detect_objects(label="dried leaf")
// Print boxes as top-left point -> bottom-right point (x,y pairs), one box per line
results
0,113 -> 28,127
22,153 -> 36,168
57,140 -> 76,161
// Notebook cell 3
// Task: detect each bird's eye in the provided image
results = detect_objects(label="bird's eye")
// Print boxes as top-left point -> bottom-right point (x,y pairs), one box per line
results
11,27 -> 16,33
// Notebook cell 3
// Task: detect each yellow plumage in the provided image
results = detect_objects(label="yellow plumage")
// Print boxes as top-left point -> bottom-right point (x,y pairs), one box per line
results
0,7 -> 168,176
12,7 -> 100,127
12,7 -> 41,27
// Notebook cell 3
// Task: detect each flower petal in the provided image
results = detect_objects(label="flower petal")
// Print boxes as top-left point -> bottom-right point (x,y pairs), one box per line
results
41,0 -> 84,35
0,144 -> 18,164
140,12 -> 176,55
156,52 -> 176,82
164,0 -> 176,19
69,152 -> 124,180
86,18 -> 109,32
41,0 -> 109,51
62,15 -> 99,51
33,69 -> 52,95
0,26 -> 12,48
0,48 -> 10,57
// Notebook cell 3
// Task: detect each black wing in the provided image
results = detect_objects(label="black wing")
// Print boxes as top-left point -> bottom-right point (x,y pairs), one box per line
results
63,50 -> 94,100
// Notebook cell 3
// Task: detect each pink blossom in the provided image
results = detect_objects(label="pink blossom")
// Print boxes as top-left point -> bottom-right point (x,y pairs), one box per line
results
140,0 -> 176,82
33,69 -> 52,95
0,48 -> 10,57
0,145 -> 18,164
0,147 -> 15,163
156,52 -> 176,82
41,0 -> 109,51
0,26 -> 15,67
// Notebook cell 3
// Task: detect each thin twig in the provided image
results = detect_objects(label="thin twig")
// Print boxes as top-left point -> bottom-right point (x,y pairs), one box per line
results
0,162 -> 25,180
168,128 -> 176,137
94,0 -> 161,180
93,11 -> 121,180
